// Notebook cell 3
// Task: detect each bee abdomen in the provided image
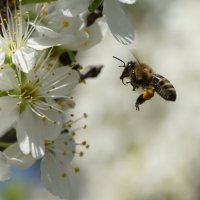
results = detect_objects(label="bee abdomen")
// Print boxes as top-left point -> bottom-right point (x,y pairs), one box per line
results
150,74 -> 176,101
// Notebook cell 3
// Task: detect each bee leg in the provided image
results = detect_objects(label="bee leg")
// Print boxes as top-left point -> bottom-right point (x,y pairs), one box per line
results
135,88 -> 155,111
135,94 -> 145,111
121,78 -> 127,85
132,85 -> 139,91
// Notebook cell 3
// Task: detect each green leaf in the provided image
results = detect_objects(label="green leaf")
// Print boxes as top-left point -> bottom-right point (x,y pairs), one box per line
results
21,0 -> 56,4
88,0 -> 103,12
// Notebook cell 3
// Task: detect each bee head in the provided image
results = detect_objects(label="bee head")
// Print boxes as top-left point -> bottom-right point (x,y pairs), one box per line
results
113,56 -> 137,85
120,61 -> 137,83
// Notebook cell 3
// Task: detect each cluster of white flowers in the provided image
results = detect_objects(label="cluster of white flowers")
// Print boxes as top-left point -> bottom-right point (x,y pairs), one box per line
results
0,0 -> 135,199
56,0 -> 136,45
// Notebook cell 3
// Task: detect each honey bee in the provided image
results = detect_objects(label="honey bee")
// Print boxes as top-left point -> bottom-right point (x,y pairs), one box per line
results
113,56 -> 176,110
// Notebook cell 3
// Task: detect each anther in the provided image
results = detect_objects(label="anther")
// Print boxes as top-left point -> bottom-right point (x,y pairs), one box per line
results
79,152 -> 84,157
83,113 -> 88,118
74,167 -> 80,173
63,20 -> 69,28
17,101 -> 22,105
61,172 -> 67,177
71,132 -> 76,136
42,10 -> 48,16
63,150 -> 67,156
85,144 -> 90,149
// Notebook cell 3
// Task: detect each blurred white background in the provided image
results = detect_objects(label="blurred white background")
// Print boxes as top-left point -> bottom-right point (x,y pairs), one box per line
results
73,0 -> 200,199
2,0 -> 200,199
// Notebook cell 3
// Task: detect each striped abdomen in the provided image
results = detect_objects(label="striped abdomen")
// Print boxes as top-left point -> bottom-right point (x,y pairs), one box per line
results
150,74 -> 176,101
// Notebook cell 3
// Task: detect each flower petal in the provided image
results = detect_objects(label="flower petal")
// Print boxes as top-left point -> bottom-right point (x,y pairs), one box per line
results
16,107 -> 62,159
103,0 -> 134,45
27,36 -> 62,50
0,152 -> 11,181
40,67 -> 80,98
0,67 -> 17,91
27,25 -> 62,50
16,108 -> 45,159
118,0 -> 136,4
0,97 -> 19,136
56,0 -> 90,17
81,18 -> 108,49
41,153 -> 74,199
0,51 -> 5,65
53,133 -> 76,163
4,143 -> 36,169
12,47 -> 39,73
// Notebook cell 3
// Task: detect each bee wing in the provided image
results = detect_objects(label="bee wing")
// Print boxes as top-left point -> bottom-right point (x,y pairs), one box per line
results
128,51 -> 144,80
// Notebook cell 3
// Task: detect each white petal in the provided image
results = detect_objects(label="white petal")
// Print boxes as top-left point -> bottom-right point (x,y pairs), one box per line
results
57,0 -> 90,17
16,108 -> 45,159
31,24 -> 60,38
41,153 -> 74,199
27,25 -> 62,50
27,37 -> 62,50
0,152 -> 11,181
0,97 -> 19,136
4,143 -> 36,169
40,67 -> 80,97
12,47 -> 39,73
103,0 -> 134,45
40,110 -> 63,140
118,0 -> 136,4
60,32 -> 88,50
0,67 -> 17,91
53,133 -> 76,163
16,108 -> 62,159
0,51 -> 5,65
81,19 -> 108,49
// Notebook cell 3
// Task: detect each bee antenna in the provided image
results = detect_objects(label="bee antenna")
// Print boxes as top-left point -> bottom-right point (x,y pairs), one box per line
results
112,56 -> 125,67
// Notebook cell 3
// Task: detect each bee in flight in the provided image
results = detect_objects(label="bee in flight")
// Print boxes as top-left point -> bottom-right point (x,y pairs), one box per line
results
113,56 -> 176,111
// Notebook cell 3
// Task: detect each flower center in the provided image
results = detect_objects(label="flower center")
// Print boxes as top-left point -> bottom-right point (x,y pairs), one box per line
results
20,85 -> 37,102
17,81 -> 42,111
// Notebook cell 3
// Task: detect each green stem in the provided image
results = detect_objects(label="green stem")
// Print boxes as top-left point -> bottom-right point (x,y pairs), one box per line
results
88,0 -> 103,12
22,0 -> 56,4
0,142 -> 12,149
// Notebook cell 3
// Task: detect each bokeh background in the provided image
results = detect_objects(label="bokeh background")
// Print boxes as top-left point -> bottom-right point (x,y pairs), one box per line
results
2,0 -> 200,199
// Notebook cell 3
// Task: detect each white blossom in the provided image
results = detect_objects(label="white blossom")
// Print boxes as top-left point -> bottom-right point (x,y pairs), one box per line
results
21,2 -> 106,51
0,3 -> 61,73
3,114 -> 88,199
0,51 -> 80,159
103,0 -> 136,45
55,0 -> 136,45
56,0 -> 91,18
41,132 -> 77,199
